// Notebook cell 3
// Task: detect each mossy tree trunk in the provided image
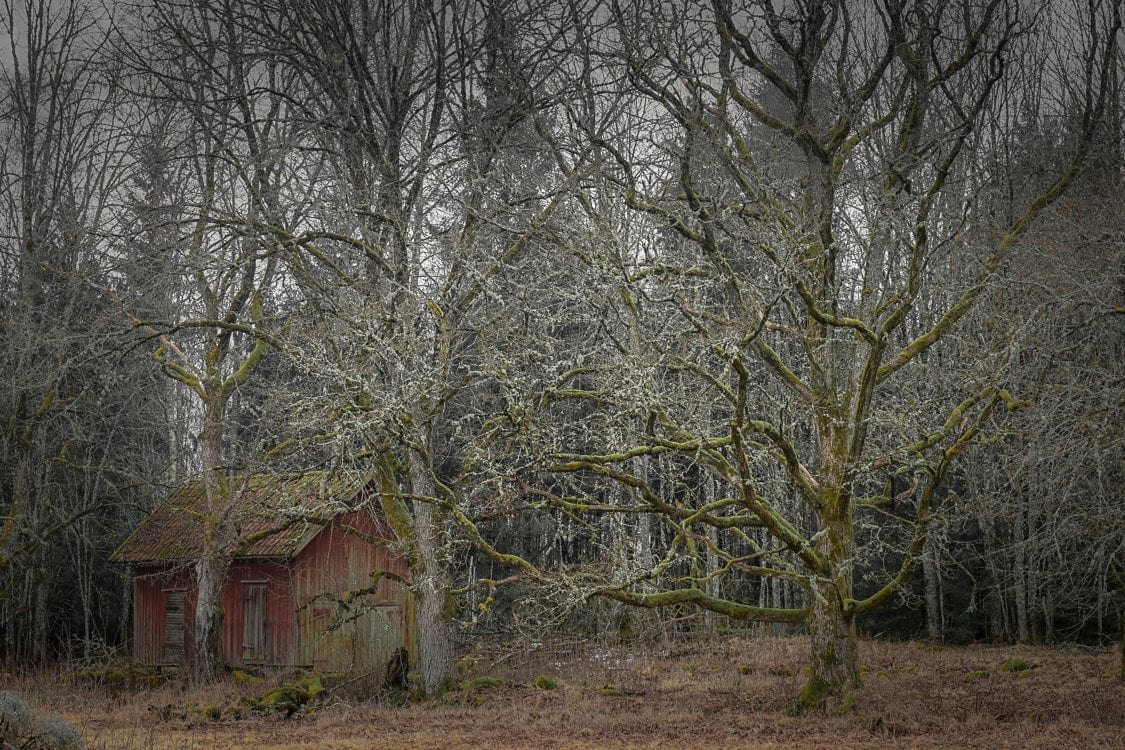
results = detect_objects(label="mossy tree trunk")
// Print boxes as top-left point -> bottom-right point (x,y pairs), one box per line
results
377,440 -> 455,698
923,530 -> 944,641
411,493 -> 454,696
194,377 -> 228,683
800,408 -> 863,710
144,223 -> 271,684
192,549 -> 226,682
183,323 -> 268,684
805,577 -> 860,711
401,430 -> 454,696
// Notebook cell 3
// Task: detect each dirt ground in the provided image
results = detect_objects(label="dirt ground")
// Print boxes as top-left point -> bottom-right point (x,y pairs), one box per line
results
6,636 -> 1123,749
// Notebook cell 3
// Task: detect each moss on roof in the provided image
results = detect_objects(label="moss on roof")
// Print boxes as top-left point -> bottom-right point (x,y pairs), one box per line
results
111,472 -> 374,563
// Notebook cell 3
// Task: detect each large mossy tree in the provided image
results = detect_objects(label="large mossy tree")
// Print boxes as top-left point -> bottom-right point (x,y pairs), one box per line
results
455,0 -> 1122,712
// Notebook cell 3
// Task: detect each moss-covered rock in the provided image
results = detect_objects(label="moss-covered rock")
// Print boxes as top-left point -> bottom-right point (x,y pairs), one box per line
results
74,666 -> 167,691
0,690 -> 32,738
231,670 -> 263,685
29,714 -> 82,750
259,684 -> 312,709
998,658 -> 1032,673
304,674 -> 326,698
237,670 -> 344,717
532,675 -> 557,690
2,693 -> 82,750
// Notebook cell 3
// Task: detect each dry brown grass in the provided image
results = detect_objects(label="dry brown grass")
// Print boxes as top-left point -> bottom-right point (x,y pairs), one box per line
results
4,636 -> 1121,749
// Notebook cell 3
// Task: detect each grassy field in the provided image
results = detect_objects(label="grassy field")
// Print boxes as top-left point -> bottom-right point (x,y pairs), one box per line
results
5,636 -> 1122,749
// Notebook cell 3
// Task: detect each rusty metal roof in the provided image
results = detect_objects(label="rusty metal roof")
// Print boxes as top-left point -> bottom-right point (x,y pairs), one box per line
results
111,472 -> 376,563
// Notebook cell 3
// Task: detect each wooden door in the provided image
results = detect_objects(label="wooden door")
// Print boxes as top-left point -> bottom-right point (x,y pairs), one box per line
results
162,590 -> 186,664
242,584 -> 267,662
359,605 -> 404,673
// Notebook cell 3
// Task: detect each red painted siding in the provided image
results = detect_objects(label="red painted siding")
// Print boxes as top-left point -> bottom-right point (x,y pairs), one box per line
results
293,510 -> 415,672
220,559 -> 298,666
129,507 -> 413,672
132,564 -> 196,666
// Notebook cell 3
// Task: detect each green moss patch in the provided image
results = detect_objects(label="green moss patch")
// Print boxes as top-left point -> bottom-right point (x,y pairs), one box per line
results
156,669 -> 347,723
532,675 -> 557,690
998,658 -> 1032,673
786,675 -> 829,716
73,666 -> 167,691
836,692 -> 858,715
231,669 -> 263,685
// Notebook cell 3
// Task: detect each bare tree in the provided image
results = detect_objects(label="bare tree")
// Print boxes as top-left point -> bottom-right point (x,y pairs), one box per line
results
111,0 -> 299,679
453,0 -> 1122,711
954,146 -> 1124,649
0,0 -> 140,663
217,0 -> 596,694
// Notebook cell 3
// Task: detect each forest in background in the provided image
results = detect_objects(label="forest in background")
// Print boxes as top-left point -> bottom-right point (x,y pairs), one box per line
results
1,0 -> 1122,710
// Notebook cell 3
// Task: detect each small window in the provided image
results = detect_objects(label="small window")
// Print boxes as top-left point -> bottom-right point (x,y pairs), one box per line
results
163,590 -> 186,664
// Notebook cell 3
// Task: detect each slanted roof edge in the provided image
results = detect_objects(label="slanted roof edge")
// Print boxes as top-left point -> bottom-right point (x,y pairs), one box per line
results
110,472 -> 379,563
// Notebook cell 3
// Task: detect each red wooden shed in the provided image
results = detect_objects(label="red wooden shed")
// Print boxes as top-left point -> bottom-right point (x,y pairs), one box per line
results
111,473 -> 415,673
